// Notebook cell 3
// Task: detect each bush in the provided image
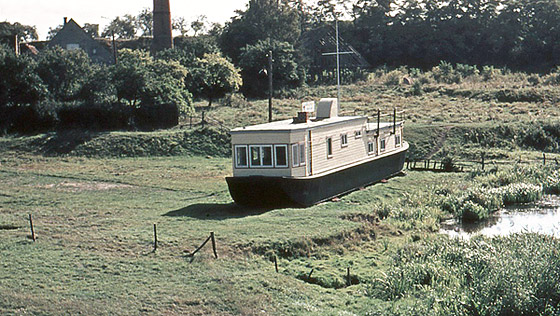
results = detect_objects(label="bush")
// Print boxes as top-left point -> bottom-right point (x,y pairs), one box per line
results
382,69 -> 407,86
544,170 -> 560,194
1,103 -> 57,135
493,183 -> 543,205
431,61 -> 461,84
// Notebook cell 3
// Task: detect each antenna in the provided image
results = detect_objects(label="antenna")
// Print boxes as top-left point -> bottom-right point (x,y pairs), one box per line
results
322,19 -> 355,111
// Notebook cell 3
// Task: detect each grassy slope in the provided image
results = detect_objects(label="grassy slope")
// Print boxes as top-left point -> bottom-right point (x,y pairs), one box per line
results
1,75 -> 560,315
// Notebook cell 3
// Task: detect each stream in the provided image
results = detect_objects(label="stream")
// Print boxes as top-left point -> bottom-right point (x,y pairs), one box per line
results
440,195 -> 560,238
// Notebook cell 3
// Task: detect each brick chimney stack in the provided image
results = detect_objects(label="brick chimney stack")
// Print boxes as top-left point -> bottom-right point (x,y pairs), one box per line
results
152,0 -> 173,54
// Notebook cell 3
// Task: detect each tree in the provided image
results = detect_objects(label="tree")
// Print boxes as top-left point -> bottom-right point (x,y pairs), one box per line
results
83,23 -> 100,38
136,8 -> 153,36
239,39 -> 305,97
111,49 -> 193,114
0,44 -> 46,107
186,53 -> 241,107
172,17 -> 189,37
170,35 -> 221,64
77,63 -> 115,104
220,0 -> 301,63
0,22 -> 38,42
191,15 -> 209,36
102,15 -> 137,39
36,47 -> 94,102
47,24 -> 63,40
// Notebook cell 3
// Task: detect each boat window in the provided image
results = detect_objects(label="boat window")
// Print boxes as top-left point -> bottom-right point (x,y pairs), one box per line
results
250,145 -> 261,167
235,145 -> 248,168
368,141 -> 375,155
327,137 -> 333,157
274,145 -> 288,168
355,130 -> 362,139
292,144 -> 300,167
380,139 -> 386,151
299,143 -> 306,166
396,134 -> 401,147
262,145 -> 273,167
341,134 -> 348,147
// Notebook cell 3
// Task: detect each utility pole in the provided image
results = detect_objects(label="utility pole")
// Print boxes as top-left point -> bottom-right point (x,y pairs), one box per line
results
268,50 -> 273,123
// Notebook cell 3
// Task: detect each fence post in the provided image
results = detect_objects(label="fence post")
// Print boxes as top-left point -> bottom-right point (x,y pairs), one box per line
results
274,256 -> 279,273
543,153 -> 546,166
153,224 -> 158,252
29,214 -> 36,242
347,267 -> 351,286
210,232 -> 218,259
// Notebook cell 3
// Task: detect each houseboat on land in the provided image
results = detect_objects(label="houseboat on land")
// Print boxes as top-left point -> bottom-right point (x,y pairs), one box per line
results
226,98 -> 408,207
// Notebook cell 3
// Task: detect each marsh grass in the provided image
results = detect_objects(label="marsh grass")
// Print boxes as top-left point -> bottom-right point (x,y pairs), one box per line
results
368,234 -> 560,316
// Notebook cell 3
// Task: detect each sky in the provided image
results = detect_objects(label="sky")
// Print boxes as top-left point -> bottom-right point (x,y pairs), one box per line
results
0,0 -> 250,40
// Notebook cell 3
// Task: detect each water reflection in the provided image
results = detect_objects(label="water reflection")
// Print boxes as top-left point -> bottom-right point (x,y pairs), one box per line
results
440,195 -> 560,238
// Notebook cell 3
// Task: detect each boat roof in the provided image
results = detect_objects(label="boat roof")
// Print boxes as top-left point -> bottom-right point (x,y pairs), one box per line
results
230,116 -> 363,133
231,116 -> 399,133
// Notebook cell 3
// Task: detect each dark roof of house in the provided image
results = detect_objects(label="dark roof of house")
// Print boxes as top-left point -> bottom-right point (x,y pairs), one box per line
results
48,18 -> 114,64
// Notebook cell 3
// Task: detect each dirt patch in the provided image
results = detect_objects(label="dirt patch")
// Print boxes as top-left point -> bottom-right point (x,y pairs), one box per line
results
35,181 -> 132,192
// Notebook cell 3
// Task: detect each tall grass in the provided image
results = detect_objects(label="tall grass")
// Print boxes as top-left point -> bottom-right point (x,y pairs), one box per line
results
368,234 -> 560,316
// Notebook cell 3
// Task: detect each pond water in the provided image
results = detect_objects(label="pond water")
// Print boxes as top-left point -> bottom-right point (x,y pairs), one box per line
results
440,195 -> 560,238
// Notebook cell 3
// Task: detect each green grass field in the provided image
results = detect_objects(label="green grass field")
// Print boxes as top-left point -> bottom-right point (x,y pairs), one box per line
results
2,76 -> 560,315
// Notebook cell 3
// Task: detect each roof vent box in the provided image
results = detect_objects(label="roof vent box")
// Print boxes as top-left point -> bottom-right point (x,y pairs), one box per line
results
316,98 -> 338,119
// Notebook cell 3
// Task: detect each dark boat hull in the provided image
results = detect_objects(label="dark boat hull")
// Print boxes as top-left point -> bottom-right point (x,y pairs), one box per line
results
226,148 -> 407,207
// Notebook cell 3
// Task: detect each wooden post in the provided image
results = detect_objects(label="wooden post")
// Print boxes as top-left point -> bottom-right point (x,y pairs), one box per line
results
308,269 -> 314,279
153,224 -> 158,251
543,153 -> 546,166
274,256 -> 278,273
393,107 -> 396,134
29,214 -> 35,242
268,50 -> 273,123
376,109 -> 380,136
210,232 -> 218,259
347,267 -> 351,286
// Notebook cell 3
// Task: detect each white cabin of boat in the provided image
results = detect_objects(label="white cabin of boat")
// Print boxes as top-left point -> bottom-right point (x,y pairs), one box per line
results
230,98 -> 405,178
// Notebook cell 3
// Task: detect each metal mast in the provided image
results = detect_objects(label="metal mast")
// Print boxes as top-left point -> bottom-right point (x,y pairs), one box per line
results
322,19 -> 354,111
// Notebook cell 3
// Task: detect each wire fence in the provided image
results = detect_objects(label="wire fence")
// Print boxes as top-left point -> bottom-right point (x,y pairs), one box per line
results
407,152 -> 560,173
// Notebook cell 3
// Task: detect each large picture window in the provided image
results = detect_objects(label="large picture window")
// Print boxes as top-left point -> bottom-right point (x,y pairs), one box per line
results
274,145 -> 288,168
235,145 -> 248,168
250,145 -> 261,167
250,145 -> 274,168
